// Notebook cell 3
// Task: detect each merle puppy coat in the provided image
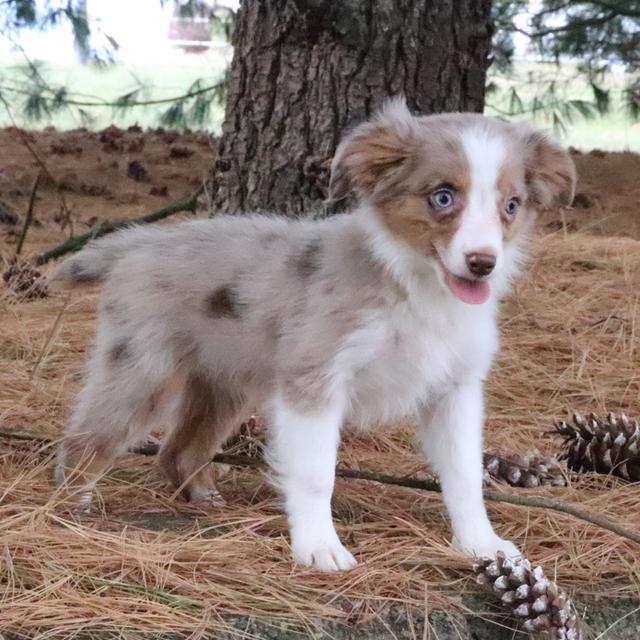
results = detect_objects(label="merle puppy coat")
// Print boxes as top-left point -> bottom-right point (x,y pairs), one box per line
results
54,101 -> 576,571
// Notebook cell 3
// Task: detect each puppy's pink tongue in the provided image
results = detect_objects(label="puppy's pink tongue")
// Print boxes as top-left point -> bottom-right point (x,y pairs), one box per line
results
444,272 -> 490,304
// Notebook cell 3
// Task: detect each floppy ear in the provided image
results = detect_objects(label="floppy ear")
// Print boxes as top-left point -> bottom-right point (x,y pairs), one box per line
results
328,98 -> 416,203
522,130 -> 576,209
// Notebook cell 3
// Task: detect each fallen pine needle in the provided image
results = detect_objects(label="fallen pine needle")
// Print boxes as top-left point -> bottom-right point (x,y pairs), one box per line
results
1,429 -> 639,547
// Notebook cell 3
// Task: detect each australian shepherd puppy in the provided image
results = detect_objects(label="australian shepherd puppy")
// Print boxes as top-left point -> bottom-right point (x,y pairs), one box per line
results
53,100 -> 575,572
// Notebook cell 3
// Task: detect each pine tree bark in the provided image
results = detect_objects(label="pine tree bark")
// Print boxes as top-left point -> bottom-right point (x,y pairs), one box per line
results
212,0 -> 493,216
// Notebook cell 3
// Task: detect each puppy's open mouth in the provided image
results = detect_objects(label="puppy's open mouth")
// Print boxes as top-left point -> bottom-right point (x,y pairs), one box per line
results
443,270 -> 490,305
433,253 -> 490,304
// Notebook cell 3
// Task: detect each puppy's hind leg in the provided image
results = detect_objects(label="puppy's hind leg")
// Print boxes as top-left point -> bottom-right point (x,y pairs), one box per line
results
159,373 -> 246,508
56,349 -> 173,510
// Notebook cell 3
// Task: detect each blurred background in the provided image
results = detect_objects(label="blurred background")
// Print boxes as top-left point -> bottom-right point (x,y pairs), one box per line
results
1,0 -> 639,151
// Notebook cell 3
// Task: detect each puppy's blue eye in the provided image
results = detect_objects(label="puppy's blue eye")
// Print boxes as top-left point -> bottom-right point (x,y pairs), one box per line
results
505,197 -> 520,216
430,188 -> 454,210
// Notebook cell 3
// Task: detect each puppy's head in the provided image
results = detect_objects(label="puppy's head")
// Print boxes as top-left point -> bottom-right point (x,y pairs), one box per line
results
330,99 -> 576,304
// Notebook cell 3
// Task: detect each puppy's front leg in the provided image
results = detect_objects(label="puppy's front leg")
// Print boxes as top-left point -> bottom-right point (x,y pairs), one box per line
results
418,382 -> 520,559
267,397 -> 357,572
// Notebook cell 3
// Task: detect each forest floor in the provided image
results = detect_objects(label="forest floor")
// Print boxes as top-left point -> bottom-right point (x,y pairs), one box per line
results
1,127 -> 640,639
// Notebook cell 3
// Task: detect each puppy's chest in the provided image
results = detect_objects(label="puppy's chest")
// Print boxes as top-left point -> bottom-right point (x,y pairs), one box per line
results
344,308 -> 493,426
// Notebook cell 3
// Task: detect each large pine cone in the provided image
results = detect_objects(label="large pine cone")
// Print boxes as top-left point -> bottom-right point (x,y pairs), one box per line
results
554,413 -> 640,481
483,448 -> 567,488
474,552 -> 581,639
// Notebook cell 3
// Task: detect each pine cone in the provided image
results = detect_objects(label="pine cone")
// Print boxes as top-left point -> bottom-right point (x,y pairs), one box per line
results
554,413 -> 640,481
3,263 -> 48,299
483,448 -> 567,488
474,552 -> 581,639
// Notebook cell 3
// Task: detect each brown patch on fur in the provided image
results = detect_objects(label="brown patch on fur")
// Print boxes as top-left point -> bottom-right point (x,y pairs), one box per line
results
294,238 -> 323,278
524,132 -> 576,208
108,339 -> 130,364
333,114 -> 475,256
412,143 -> 471,198
496,161 -> 530,241
145,369 -> 188,422
147,392 -> 157,415
375,193 -> 464,258
349,241 -> 384,275
68,260 -> 99,282
205,286 -> 245,319
330,124 -> 414,202
159,373 -> 244,500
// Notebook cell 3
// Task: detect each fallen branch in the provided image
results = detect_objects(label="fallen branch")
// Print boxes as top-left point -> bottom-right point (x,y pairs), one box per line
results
34,188 -> 202,265
482,489 -> 640,545
15,170 -> 41,258
0,428 -> 51,444
2,428 -> 639,546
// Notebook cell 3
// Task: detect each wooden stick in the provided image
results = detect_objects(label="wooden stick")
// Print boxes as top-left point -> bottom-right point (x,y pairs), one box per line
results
34,188 -> 202,265
483,489 -> 640,545
15,170 -> 41,257
2,428 -> 638,546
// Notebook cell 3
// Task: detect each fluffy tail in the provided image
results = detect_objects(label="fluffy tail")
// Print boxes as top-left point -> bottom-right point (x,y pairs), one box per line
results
52,228 -> 141,285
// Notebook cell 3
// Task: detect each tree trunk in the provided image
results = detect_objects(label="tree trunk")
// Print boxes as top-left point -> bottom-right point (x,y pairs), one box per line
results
212,0 -> 493,217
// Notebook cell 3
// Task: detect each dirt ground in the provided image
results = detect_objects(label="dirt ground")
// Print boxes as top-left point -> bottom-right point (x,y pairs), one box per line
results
1,127 -> 640,639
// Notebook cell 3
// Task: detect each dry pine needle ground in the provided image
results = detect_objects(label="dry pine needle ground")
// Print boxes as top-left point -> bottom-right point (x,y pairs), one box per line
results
1,135 -> 639,638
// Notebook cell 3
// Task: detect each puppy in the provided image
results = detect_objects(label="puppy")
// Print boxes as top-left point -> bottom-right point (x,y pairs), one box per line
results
53,100 -> 575,572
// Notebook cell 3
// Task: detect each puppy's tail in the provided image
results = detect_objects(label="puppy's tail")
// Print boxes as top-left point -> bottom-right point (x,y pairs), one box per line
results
52,227 -> 141,286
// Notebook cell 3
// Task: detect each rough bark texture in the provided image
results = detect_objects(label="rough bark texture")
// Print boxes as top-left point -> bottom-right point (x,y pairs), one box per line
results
212,0 -> 493,216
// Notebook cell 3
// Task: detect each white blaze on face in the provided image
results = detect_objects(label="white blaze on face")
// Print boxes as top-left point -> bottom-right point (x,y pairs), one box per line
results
440,127 -> 507,279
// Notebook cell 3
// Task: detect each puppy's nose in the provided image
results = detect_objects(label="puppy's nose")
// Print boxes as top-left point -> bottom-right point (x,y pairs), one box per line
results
465,252 -> 496,277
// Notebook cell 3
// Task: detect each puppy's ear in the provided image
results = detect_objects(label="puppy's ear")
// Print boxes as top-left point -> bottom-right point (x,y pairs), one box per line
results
522,129 -> 576,208
329,98 -> 416,203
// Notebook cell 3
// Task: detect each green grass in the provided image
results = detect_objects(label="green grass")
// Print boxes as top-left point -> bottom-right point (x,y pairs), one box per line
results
561,115 -> 640,152
1,56 -> 639,152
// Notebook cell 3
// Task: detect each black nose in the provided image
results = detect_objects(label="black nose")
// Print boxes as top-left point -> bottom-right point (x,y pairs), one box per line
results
466,252 -> 496,277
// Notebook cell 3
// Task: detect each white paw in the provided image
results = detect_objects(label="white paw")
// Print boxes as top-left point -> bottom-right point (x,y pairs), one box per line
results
189,486 -> 226,509
453,534 -> 521,561
291,535 -> 357,572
